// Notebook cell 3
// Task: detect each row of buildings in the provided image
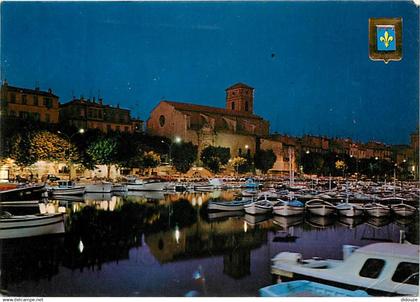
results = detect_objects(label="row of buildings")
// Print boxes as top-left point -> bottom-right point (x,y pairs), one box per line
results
146,82 -> 418,175
1,80 -> 418,176
0,81 -> 143,133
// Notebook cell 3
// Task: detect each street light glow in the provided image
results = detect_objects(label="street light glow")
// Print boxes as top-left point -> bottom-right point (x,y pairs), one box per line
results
79,128 -> 85,134
175,136 -> 181,143
306,150 -> 310,154
245,145 -> 249,149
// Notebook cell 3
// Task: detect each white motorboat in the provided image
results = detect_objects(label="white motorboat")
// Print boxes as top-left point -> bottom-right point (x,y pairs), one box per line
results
244,200 -> 273,215
82,181 -> 113,193
391,203 -> 417,217
0,212 -> 65,239
364,203 -> 390,217
305,199 -> 336,216
273,200 -> 305,216
48,181 -> 85,196
207,199 -> 252,211
271,242 -> 419,296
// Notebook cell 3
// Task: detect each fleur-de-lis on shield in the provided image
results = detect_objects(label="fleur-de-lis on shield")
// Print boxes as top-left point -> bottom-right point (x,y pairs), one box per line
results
379,30 -> 394,48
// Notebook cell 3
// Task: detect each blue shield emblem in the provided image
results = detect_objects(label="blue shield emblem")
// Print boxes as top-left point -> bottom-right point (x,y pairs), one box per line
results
376,25 -> 396,51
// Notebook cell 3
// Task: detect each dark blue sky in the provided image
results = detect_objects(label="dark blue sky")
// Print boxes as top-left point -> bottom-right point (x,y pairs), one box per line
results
2,1 -> 418,144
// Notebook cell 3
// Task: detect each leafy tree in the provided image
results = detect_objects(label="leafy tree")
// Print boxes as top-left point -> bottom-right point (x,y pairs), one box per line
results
141,151 -> 161,175
254,149 -> 276,174
31,130 -> 78,162
335,160 -> 347,176
200,146 -> 231,173
230,156 -> 247,174
87,138 -> 118,179
9,132 -> 37,168
171,142 -> 198,173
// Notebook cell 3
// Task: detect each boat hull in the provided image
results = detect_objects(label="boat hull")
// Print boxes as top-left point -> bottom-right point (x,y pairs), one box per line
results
50,187 -> 85,196
84,183 -> 113,193
364,204 -> 390,217
391,204 -> 417,217
307,205 -> 336,216
273,205 -> 304,216
244,204 -> 272,215
0,213 -> 65,239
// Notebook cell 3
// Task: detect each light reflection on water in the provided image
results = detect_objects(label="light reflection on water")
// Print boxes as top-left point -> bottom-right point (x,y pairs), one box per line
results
1,190 -> 418,297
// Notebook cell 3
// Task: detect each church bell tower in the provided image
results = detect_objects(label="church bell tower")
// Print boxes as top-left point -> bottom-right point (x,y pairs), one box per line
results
225,83 -> 254,114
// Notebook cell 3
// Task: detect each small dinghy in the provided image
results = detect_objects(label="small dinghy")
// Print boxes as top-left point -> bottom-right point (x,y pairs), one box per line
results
259,280 -> 369,297
305,199 -> 336,216
336,202 -> 364,217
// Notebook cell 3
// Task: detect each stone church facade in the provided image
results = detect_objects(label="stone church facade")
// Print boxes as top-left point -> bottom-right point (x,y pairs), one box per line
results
147,83 -> 295,174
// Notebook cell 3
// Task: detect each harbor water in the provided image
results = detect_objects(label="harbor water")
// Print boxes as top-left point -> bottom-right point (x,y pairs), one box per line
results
1,190 -> 418,296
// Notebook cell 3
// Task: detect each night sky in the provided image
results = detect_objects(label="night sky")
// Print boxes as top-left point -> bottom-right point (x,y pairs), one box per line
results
1,1 -> 418,144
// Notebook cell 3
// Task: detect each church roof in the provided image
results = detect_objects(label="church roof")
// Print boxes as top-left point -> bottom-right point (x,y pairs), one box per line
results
162,100 -> 265,120
225,82 -> 254,90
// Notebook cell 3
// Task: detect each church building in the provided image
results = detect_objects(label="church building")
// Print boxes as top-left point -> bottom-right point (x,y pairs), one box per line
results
147,83 -> 270,156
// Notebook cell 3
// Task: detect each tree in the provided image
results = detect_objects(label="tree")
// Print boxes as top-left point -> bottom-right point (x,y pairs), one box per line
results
141,151 -> 161,175
254,149 -> 276,174
171,142 -> 198,173
87,138 -> 118,179
9,132 -> 37,168
31,130 -> 78,162
335,160 -> 347,177
230,156 -> 247,175
200,146 -> 231,173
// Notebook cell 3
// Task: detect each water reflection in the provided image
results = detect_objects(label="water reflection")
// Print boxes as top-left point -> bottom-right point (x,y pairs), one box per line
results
1,190 -> 418,296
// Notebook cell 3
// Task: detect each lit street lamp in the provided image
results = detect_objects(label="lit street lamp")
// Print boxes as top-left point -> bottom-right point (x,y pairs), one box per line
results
58,128 -> 84,180
161,136 -> 182,164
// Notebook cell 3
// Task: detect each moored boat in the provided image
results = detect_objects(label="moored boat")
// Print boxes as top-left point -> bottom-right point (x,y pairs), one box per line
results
0,212 -> 65,239
336,202 -> 364,217
273,200 -> 305,216
364,203 -> 390,217
207,199 -> 251,211
259,280 -> 370,297
49,181 -> 85,196
305,199 -> 336,216
271,242 -> 419,296
125,177 -> 170,191
244,200 -> 273,215
390,199 -> 417,217
0,184 -> 46,204
82,181 -> 113,193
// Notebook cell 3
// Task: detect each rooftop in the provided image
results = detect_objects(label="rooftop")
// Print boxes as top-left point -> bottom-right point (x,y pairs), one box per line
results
225,82 -> 254,90
162,100 -> 265,120
2,84 -> 58,98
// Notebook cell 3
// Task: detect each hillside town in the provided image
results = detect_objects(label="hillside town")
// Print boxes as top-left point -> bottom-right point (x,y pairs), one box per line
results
0,80 -> 418,182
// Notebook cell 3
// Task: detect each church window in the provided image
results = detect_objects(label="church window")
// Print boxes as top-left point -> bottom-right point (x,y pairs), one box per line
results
159,115 -> 165,127
231,102 -> 235,110
245,101 -> 249,112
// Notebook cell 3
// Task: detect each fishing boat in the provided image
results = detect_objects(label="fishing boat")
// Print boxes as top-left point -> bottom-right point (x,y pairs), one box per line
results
0,212 -> 65,239
111,183 -> 127,193
242,178 -> 260,189
207,199 -> 251,211
305,199 -> 336,216
364,203 -> 390,217
388,198 -> 417,217
271,242 -> 419,296
48,181 -> 85,196
82,181 -> 113,193
273,200 -> 305,216
259,280 -> 369,297
336,202 -> 364,217
244,200 -> 273,215
125,177 -> 170,191
0,184 -> 46,205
